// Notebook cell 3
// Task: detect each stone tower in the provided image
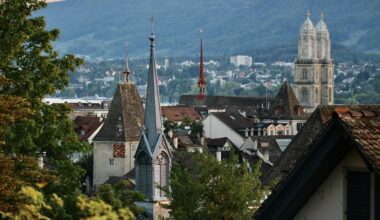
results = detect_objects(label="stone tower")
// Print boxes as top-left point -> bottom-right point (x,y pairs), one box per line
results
294,11 -> 334,112
92,50 -> 144,187
134,32 -> 173,219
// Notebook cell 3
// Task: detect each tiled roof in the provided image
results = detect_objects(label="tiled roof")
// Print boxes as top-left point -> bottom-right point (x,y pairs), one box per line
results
213,112 -> 254,136
255,105 -> 380,219
269,81 -> 307,120
74,116 -> 103,141
262,105 -> 380,184
178,95 -> 274,108
336,106 -> 380,172
161,106 -> 201,122
93,83 -> 144,142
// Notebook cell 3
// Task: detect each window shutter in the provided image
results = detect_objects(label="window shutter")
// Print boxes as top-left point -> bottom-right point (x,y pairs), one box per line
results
375,174 -> 380,220
346,171 -> 370,220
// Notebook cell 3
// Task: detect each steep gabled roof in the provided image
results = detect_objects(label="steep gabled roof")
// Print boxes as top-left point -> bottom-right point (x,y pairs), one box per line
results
269,81 -> 306,120
74,116 -> 103,141
256,105 -> 380,220
93,83 -> 144,142
213,112 -> 254,137
262,105 -> 334,184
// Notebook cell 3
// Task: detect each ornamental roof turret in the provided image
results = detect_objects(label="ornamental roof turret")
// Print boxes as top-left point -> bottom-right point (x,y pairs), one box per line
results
300,10 -> 315,35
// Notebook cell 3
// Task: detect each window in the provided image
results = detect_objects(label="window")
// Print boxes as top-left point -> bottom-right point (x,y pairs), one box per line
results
154,152 -> 169,198
136,152 -> 152,198
315,87 -> 319,103
329,87 -> 332,102
300,88 -> 309,105
109,158 -> 115,165
302,69 -> 307,79
345,171 -> 380,220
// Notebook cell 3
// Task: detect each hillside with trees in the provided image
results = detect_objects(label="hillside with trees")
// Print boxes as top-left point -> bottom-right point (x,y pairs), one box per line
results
38,0 -> 380,59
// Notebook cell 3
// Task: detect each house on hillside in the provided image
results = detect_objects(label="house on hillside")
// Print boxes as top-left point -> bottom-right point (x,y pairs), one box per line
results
256,105 -> 380,220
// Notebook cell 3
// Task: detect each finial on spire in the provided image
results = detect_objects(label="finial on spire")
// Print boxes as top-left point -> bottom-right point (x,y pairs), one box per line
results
123,46 -> 131,82
149,16 -> 155,47
307,9 -> 311,18
198,28 -> 206,99
150,16 -> 154,34
320,11 -> 324,20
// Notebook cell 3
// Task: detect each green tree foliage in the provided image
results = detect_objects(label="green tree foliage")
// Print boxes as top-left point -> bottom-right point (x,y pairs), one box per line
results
0,0 -> 90,213
0,186 -> 135,220
164,152 -> 266,219
97,181 -> 145,216
0,151 -> 58,212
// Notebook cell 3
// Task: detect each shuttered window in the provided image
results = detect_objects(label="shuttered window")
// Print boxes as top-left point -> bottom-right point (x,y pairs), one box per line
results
346,171 -> 370,220
375,174 -> 380,220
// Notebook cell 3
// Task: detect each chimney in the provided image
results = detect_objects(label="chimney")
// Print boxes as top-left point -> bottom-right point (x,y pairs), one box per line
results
262,150 -> 269,163
216,148 -> 222,162
168,130 -> 173,139
261,142 -> 269,162
173,137 -> 178,149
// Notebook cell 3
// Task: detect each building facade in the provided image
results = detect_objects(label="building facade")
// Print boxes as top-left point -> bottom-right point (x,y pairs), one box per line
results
92,51 -> 144,187
230,55 -> 252,67
294,12 -> 334,112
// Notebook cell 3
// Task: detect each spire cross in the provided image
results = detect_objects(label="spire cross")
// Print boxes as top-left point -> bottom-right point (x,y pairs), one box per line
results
320,12 -> 324,20
307,10 -> 311,18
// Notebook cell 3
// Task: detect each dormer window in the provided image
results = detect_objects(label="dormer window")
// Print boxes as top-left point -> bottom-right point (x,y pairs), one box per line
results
80,129 -> 85,136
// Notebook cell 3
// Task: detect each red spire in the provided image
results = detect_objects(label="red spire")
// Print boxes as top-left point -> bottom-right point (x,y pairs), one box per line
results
198,29 -> 206,99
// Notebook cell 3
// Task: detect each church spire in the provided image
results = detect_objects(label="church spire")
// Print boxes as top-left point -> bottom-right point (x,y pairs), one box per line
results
144,30 -> 163,147
198,29 -> 206,98
123,47 -> 132,82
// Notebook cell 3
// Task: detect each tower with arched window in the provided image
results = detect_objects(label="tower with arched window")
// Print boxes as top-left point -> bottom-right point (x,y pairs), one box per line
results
294,11 -> 334,112
134,31 -> 173,218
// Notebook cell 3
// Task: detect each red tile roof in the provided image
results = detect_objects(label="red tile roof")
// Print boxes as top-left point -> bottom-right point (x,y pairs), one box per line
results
161,106 -> 201,122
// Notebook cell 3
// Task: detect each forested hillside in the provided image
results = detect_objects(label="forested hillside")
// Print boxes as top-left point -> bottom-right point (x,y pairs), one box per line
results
39,0 -> 380,59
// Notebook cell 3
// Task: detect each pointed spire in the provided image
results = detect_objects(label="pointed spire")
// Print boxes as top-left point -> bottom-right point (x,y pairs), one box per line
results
198,29 -> 206,99
123,47 -> 132,82
144,30 -> 163,147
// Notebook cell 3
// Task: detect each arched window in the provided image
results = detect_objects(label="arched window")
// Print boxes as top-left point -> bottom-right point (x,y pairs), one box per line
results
329,87 -> 332,102
315,87 -> 319,103
136,152 -> 152,198
302,69 -> 307,79
154,152 -> 169,198
300,88 -> 309,105
273,106 -> 284,116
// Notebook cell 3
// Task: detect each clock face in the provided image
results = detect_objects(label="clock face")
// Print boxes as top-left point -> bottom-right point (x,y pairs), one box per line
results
113,143 -> 125,158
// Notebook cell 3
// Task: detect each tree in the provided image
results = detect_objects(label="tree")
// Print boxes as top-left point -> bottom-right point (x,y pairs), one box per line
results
0,0 -> 89,212
164,152 -> 266,219
0,186 -> 135,220
97,181 -> 145,216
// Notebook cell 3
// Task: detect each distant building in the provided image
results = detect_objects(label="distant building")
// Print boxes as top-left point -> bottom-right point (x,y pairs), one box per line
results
161,106 -> 202,124
294,11 -> 334,112
164,57 -> 169,70
230,55 -> 252,67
